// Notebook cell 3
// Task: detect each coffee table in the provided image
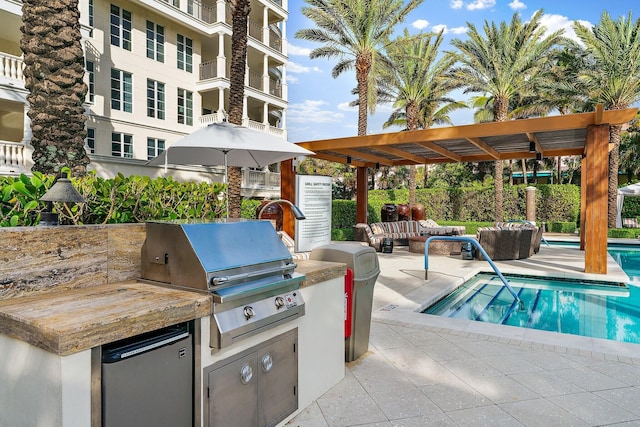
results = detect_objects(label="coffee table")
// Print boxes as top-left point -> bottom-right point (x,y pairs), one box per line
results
408,235 -> 462,255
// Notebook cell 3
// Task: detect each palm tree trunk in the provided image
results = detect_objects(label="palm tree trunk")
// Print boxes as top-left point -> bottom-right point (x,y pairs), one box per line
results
608,125 -> 622,228
556,156 -> 562,184
493,96 -> 508,222
226,0 -> 251,218
21,0 -> 89,176
521,159 -> 527,185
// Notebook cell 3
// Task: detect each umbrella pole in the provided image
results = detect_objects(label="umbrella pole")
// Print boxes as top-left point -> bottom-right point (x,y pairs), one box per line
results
224,151 -> 229,219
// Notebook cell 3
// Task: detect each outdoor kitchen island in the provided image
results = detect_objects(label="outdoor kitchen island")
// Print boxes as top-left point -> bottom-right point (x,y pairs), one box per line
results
0,223 -> 346,427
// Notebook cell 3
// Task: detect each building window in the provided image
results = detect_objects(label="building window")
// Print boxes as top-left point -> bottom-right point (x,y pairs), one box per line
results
147,138 -> 165,160
111,68 -> 133,112
177,88 -> 193,126
177,34 -> 193,72
86,128 -> 95,154
146,21 -> 165,62
147,79 -> 165,119
110,4 -> 132,51
86,61 -> 95,103
89,0 -> 94,37
112,132 -> 133,158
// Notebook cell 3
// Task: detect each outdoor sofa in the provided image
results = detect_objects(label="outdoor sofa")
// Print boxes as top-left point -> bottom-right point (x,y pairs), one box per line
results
475,221 -> 543,261
354,220 -> 466,252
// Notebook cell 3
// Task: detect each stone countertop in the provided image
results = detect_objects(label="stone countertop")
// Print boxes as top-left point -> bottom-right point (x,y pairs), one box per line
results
0,260 -> 345,356
0,282 -> 212,356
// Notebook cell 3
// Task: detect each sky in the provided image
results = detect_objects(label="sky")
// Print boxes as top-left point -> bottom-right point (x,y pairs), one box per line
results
284,0 -> 636,143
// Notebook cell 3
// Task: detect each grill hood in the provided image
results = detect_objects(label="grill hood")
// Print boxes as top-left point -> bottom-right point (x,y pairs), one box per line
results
141,220 -> 297,293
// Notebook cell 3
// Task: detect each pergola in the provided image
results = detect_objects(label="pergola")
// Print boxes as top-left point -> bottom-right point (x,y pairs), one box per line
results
281,105 -> 638,274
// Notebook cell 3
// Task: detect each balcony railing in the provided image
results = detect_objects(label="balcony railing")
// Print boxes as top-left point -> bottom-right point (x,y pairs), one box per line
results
243,169 -> 280,189
199,60 -> 219,80
1,52 -> 24,83
248,70 -> 263,90
269,30 -> 282,51
198,115 -> 284,138
0,141 -> 28,173
248,20 -> 263,42
269,78 -> 282,97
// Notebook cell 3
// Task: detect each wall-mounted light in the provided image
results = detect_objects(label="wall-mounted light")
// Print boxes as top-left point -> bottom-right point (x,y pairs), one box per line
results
258,199 -> 306,221
346,155 -> 352,165
529,141 -> 536,153
536,152 -> 543,161
39,177 -> 85,226
375,162 -> 380,170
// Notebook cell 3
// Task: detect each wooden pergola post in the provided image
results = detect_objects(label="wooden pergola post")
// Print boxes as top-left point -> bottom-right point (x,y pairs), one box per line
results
583,124 -> 609,274
280,159 -> 296,238
356,166 -> 368,224
579,156 -> 586,250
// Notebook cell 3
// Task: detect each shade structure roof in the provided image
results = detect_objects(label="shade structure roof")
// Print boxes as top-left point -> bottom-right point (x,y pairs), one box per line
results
297,107 -> 638,167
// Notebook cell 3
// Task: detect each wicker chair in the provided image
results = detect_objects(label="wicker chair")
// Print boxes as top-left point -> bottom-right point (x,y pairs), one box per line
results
475,227 -> 535,261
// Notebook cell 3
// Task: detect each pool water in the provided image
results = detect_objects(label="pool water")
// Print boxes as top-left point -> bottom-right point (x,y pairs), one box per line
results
424,244 -> 640,343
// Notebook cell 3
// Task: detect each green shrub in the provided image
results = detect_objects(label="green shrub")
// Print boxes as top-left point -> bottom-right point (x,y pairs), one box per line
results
331,227 -> 353,241
547,222 -> 577,233
608,228 -> 640,238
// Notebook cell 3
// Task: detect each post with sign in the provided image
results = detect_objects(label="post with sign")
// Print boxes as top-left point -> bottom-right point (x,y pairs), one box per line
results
295,175 -> 333,252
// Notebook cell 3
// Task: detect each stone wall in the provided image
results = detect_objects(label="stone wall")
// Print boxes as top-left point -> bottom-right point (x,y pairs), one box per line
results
0,223 -> 146,299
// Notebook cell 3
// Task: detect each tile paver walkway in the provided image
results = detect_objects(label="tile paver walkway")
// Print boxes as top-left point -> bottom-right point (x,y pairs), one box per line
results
287,240 -> 640,427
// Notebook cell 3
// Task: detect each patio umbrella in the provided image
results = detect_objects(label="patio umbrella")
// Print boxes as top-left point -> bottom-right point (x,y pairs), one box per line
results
147,122 -> 314,216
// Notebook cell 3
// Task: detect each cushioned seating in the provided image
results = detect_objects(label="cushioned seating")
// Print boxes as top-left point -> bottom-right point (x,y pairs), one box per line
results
354,220 -> 466,252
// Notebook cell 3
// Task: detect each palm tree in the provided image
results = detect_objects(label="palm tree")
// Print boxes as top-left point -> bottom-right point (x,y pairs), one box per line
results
449,10 -> 563,221
20,0 -> 89,176
382,30 -> 463,205
295,0 -> 422,138
574,11 -> 640,228
226,0 -> 251,218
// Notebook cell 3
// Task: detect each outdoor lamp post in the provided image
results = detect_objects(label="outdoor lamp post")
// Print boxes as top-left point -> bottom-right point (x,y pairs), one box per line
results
39,177 -> 85,226
258,199 -> 306,221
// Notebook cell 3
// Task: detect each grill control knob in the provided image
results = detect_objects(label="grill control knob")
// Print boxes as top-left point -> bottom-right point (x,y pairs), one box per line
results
274,296 -> 285,309
243,306 -> 255,320
240,363 -> 253,384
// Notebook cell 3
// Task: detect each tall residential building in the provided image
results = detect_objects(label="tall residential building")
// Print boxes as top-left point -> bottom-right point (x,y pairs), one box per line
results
0,0 -> 288,198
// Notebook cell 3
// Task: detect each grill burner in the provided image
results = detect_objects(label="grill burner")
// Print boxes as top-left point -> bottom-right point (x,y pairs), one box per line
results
141,220 -> 305,350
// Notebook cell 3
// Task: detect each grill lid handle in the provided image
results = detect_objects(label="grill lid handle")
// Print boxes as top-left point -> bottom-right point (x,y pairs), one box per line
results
209,262 -> 297,288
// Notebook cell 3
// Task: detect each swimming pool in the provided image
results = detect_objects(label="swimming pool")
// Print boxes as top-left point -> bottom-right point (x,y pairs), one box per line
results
424,243 -> 640,343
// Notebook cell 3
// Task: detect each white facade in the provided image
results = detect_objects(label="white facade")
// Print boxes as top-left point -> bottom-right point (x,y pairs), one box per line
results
0,0 -> 288,197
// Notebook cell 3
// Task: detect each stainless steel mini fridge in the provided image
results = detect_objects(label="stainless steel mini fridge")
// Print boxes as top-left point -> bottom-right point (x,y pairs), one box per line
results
101,322 -> 193,427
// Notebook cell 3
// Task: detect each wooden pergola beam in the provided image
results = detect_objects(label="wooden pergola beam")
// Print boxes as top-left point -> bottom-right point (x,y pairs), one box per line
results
526,132 -> 544,155
375,146 -> 427,164
334,149 -> 393,166
466,137 -> 501,159
415,141 -> 462,161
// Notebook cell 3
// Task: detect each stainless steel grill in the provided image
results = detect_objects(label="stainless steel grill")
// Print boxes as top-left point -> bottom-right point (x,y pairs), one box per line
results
140,220 -> 305,350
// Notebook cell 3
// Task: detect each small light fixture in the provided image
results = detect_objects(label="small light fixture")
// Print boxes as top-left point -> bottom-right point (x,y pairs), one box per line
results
40,177 -> 85,226
258,199 -> 306,221
536,152 -> 542,161
529,141 -> 536,153
346,155 -> 352,165
375,162 -> 380,170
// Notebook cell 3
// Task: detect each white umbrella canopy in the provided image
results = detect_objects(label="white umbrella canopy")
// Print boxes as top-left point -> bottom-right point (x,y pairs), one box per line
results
147,122 -> 314,216
616,182 -> 640,228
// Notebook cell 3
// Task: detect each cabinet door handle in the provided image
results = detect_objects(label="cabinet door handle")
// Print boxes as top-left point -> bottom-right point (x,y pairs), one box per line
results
240,363 -> 253,384
261,353 -> 273,372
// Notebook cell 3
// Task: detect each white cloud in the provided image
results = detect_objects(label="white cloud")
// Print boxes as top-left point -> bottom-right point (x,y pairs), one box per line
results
509,0 -> 526,10
337,102 -> 356,111
287,100 -> 346,124
431,24 -> 468,35
538,12 -> 592,43
450,0 -> 463,9
466,0 -> 495,10
412,19 -> 429,30
286,74 -> 299,84
288,44 -> 312,56
287,61 -> 322,74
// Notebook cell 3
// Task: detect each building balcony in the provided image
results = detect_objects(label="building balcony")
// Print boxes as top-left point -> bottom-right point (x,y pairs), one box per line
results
0,140 -> 29,175
198,114 -> 284,138
0,52 -> 25,87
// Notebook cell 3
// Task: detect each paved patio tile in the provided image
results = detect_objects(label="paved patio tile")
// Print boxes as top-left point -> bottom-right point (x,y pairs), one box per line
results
549,391 -> 638,425
446,404 -> 525,426
510,370 -> 585,396
595,386 -> 640,417
463,375 -> 540,404
499,398 -> 589,426
389,414 -> 457,426
419,379 -> 491,412
553,365 -> 628,391
316,392 -> 387,427
369,386 -> 443,420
